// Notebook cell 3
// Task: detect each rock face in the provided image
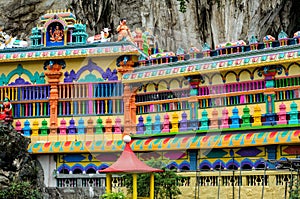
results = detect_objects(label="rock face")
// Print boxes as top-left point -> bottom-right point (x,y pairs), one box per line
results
0,124 -> 43,198
0,0 -> 299,51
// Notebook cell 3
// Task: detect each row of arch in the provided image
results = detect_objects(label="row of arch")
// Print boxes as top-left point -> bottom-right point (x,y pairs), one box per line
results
57,159 -> 273,174
138,63 -> 300,93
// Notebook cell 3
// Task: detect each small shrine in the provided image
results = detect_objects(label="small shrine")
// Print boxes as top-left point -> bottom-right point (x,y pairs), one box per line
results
30,9 -> 88,47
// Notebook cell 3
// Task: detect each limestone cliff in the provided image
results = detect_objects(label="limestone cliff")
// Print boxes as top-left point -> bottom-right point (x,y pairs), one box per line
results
0,0 -> 299,51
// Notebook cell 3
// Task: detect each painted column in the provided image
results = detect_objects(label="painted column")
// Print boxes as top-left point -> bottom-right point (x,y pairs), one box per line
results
106,173 -> 112,193
258,66 -> 281,126
150,173 -> 155,199
133,173 -> 138,199
189,150 -> 198,171
117,57 -> 135,134
187,75 -> 204,131
45,60 -> 64,135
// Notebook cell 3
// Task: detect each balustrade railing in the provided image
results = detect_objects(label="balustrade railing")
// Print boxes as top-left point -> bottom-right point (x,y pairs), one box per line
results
57,81 -> 124,116
56,174 -> 106,188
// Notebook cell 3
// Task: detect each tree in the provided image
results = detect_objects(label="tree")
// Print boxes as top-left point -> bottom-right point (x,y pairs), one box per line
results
123,158 -> 184,199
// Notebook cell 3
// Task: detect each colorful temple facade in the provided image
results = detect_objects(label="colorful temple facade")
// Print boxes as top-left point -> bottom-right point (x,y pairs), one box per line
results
2,10 -> 300,198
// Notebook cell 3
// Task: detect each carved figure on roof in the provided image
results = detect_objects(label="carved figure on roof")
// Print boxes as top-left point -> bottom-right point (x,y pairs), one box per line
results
116,18 -> 132,42
50,25 -> 64,42
87,28 -> 111,43
0,30 -> 28,49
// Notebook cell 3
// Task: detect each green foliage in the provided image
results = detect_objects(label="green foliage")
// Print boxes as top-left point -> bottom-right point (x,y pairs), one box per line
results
0,181 -> 42,199
100,191 -> 126,199
289,176 -> 300,199
177,0 -> 189,13
123,158 -> 183,199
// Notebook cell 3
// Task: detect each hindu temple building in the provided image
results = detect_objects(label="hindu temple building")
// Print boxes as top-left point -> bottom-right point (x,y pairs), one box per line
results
1,10 -> 300,198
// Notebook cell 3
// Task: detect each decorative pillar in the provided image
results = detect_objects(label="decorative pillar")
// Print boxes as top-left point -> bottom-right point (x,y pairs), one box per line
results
189,150 -> 198,171
277,103 -> 287,124
117,56 -> 135,135
220,108 -> 229,128
22,120 -> 31,136
179,112 -> 188,132
200,110 -> 209,130
170,112 -> 179,133
187,75 -> 204,130
289,102 -> 299,124
144,115 -> 152,135
230,107 -> 240,128
241,106 -> 251,128
253,105 -> 262,126
137,116 -> 145,134
153,114 -> 161,134
44,60 -> 65,135
258,65 -> 281,126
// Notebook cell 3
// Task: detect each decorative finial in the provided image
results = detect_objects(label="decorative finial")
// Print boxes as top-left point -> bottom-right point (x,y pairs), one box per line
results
123,135 -> 131,143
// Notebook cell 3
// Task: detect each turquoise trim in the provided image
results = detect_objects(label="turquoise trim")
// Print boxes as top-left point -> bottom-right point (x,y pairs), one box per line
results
0,64 -> 45,85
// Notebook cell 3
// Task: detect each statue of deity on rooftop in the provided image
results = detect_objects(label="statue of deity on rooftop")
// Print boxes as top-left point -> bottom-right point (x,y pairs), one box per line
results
49,25 -> 63,42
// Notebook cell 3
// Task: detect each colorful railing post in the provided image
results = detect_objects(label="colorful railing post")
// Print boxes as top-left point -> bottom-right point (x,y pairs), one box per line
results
161,113 -> 170,133
179,112 -> 188,132
86,118 -> 94,141
220,108 -> 229,128
241,106 -> 251,127
210,109 -> 219,129
86,118 -> 94,134
114,117 -> 122,134
277,103 -> 287,124
32,120 -> 39,136
230,107 -> 240,128
153,114 -> 161,134
95,118 -> 104,134
170,112 -> 179,133
144,115 -> 152,135
289,102 -> 299,124
15,120 -> 22,134
77,118 -> 85,134
22,120 -> 31,137
59,119 -> 67,135
68,118 -> 76,134
105,118 -> 113,134
200,110 -> 209,130
40,119 -> 49,135
252,105 -> 262,126
137,116 -> 145,134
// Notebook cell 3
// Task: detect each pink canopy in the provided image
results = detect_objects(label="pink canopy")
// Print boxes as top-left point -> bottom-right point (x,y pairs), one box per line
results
99,143 -> 163,173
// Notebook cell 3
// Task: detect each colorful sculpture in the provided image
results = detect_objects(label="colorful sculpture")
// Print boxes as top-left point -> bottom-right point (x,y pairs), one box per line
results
116,18 -> 132,41
0,96 -> 13,123
87,28 -> 111,43
0,30 -> 28,49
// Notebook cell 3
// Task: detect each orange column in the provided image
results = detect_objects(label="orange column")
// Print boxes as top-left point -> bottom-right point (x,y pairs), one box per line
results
45,62 -> 63,135
117,58 -> 136,135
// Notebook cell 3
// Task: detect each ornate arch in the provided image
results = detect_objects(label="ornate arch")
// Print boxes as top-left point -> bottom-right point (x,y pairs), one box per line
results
238,69 -> 252,81
287,62 -> 300,75
0,64 -> 45,86
169,78 -> 181,89
157,79 -> 169,90
75,59 -> 105,81
210,73 -> 224,83
224,71 -> 238,82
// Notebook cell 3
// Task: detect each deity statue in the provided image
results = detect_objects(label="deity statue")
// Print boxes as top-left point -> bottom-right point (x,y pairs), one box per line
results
49,25 -> 63,42
0,96 -> 13,123
116,18 -> 132,42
